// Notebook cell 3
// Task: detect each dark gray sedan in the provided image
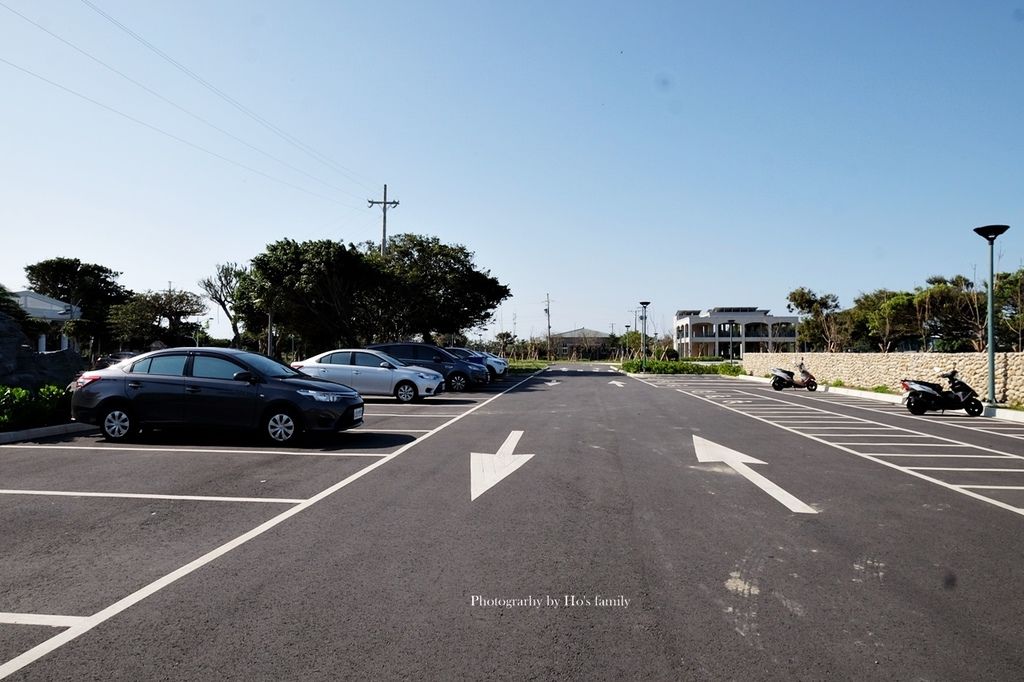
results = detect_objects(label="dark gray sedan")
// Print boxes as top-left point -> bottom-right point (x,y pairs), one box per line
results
71,347 -> 364,445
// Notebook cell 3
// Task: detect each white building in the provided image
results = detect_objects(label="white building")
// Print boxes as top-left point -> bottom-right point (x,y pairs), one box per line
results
10,289 -> 81,352
674,307 -> 798,359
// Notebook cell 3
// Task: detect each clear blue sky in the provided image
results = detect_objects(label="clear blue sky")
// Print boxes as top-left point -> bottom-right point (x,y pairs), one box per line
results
2,1 -> 1021,342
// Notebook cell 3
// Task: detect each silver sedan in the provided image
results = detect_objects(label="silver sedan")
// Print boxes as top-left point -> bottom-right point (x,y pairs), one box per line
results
291,349 -> 445,403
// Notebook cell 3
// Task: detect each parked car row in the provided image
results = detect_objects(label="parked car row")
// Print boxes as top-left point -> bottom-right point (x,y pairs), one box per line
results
70,342 -> 509,445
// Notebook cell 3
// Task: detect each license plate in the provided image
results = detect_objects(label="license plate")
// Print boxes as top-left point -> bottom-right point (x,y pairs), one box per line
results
353,406 -> 364,420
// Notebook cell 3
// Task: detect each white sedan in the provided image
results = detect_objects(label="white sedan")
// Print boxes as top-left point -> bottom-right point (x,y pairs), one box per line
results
291,349 -> 445,403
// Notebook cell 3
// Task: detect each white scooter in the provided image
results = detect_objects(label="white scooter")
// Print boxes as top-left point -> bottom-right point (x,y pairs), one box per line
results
770,362 -> 818,391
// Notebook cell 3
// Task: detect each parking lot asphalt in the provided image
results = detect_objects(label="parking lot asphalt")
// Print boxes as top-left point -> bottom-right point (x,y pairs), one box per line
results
2,366 -> 1023,680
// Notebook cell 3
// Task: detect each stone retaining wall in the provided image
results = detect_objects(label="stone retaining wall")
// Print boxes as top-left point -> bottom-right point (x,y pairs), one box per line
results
740,352 -> 1024,406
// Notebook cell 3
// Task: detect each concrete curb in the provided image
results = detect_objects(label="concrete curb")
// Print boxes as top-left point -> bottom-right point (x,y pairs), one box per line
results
0,423 -> 96,444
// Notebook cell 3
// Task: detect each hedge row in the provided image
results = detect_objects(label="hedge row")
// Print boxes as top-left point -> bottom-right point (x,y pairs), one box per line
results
0,385 -> 72,432
620,360 -> 746,376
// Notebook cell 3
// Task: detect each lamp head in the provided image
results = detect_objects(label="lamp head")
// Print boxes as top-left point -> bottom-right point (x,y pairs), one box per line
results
639,300 -> 651,308
973,224 -> 1009,243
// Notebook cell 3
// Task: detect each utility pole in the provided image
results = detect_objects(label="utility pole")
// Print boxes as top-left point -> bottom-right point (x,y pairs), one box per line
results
368,184 -> 399,256
545,293 -> 552,361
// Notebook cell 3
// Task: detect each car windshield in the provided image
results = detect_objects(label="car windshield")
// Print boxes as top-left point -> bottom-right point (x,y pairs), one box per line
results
238,352 -> 303,378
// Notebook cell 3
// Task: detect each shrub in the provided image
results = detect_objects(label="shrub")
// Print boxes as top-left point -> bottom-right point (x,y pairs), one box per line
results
621,360 -> 743,376
0,384 -> 72,432
830,379 -> 845,387
871,385 -> 893,394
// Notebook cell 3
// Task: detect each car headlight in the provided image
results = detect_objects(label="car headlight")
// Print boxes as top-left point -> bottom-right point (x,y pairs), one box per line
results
297,389 -> 345,402
416,372 -> 430,380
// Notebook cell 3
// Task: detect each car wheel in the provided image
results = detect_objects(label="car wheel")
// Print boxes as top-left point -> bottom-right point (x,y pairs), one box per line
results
100,404 -> 135,442
964,398 -> 984,417
263,408 -> 301,445
448,372 -> 469,392
394,381 -> 417,403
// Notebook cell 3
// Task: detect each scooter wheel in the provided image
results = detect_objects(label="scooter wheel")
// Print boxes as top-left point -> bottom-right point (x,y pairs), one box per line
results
806,380 -> 817,392
771,377 -> 785,391
906,395 -> 928,416
964,398 -> 984,417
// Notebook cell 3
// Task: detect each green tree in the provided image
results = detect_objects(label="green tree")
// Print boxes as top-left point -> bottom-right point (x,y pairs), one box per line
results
996,267 -> 1024,351
24,257 -> 131,352
198,262 -> 247,347
851,289 -> 917,352
108,290 -> 207,348
913,275 -> 985,351
361,234 -> 511,342
786,287 -> 843,351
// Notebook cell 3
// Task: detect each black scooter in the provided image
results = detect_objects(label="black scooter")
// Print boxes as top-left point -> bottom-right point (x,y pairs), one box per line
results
900,369 -> 984,417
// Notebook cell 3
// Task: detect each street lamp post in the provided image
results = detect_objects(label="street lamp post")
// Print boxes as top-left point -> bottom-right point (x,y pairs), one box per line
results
639,301 -> 651,372
624,324 -> 630,360
973,224 -> 1010,406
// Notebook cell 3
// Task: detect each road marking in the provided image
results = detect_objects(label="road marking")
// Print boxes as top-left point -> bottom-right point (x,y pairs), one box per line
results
692,436 -> 817,514
470,430 -> 534,501
608,380 -> 625,387
0,490 -> 302,504
357,429 -> 430,433
0,371 -> 546,680
544,380 -> 561,386
674,387 -> 1024,518
0,613 -> 89,628
366,413 -> 460,418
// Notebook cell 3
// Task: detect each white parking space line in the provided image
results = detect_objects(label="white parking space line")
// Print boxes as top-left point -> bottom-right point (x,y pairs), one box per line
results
358,429 -> 431,434
908,467 -> 1024,473
0,614 -> 89,628
960,485 -> 1024,490
874,454 -> 1013,459
0,369 -> 545,680
0,490 -> 303,504
366,413 -> 462,418
673,386 -> 1024,519
0,445 -> 385,458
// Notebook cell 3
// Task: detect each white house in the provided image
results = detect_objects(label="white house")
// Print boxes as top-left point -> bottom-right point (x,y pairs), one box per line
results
10,289 -> 81,352
674,307 -> 798,359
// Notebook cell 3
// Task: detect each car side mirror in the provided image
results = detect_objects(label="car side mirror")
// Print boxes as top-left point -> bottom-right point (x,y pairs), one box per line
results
380,361 -> 394,369
233,370 -> 255,383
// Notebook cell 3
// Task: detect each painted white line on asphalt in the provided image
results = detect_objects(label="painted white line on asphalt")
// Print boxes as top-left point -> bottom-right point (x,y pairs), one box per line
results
959,485 -> 1024,490
673,387 -> 1024,519
0,613 -> 89,628
0,490 -> 303,504
0,369 -> 545,680
358,429 -> 430,434
0,445 -> 384,458
366,413 -> 459,418
873,454 -> 1013,459
907,467 -> 1024,472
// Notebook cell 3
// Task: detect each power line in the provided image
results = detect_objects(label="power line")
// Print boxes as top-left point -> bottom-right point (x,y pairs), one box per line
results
0,55 -> 359,207
0,0 -> 368,203
80,0 -> 378,193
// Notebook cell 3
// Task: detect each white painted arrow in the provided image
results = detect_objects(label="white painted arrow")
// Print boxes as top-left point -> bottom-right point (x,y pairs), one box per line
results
693,435 -> 817,514
608,380 -> 625,387
471,431 -> 534,501
544,380 -> 561,386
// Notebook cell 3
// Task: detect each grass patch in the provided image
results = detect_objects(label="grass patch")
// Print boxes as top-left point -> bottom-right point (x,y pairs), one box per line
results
507,360 -> 551,373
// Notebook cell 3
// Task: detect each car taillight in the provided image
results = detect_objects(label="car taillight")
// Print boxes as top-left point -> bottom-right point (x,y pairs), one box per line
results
75,374 -> 102,389
291,363 -> 303,369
